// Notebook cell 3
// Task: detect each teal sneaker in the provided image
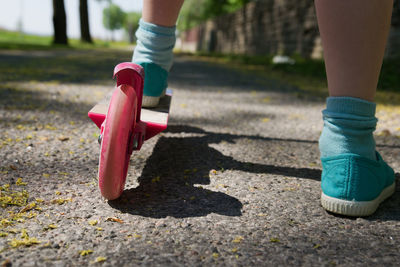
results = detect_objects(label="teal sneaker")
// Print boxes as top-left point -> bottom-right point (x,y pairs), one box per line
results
138,62 -> 168,108
320,152 -> 395,217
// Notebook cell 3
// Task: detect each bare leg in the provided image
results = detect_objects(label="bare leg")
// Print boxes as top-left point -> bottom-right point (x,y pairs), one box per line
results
142,0 -> 185,26
316,0 -> 396,216
133,0 -> 184,107
315,0 -> 393,101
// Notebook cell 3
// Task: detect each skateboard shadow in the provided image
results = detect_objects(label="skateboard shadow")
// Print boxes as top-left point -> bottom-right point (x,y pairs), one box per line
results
108,125 -> 322,218
109,125 -> 400,220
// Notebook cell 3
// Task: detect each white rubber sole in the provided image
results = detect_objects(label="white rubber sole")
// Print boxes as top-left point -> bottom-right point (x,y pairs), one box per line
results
142,96 -> 160,108
321,182 -> 395,217
142,89 -> 166,108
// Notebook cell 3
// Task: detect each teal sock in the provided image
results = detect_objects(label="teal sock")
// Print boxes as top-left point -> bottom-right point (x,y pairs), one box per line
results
132,19 -> 176,71
319,97 -> 377,160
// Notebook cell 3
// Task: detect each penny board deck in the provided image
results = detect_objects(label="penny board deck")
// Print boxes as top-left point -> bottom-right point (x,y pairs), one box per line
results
88,89 -> 172,140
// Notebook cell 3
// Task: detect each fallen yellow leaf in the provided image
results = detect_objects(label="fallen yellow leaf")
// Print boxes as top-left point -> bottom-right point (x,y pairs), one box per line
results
89,220 -> 98,226
232,236 -> 244,243
106,217 -> 124,224
80,250 -> 94,256
16,178 -> 27,186
95,257 -> 107,263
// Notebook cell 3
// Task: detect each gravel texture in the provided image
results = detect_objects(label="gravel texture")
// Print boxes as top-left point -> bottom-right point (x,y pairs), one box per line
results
1,49 -> 400,266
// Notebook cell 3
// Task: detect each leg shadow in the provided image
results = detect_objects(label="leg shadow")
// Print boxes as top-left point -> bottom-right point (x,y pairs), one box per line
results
108,125 -> 400,220
108,129 -> 244,218
109,125 -> 325,218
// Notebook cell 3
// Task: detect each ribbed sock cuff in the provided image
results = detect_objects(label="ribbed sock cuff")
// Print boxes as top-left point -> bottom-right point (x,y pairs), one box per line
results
138,19 -> 176,36
320,96 -> 377,160
325,97 -> 376,117
132,19 -> 176,71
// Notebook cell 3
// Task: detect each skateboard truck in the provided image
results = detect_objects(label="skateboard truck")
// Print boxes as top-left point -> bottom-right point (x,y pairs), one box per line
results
89,63 -> 171,143
130,120 -> 146,152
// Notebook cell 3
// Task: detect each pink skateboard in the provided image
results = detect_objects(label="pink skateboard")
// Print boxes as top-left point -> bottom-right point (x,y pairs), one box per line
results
88,62 -> 172,200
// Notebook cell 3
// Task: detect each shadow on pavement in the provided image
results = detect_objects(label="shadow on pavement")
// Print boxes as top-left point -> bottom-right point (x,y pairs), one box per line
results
170,57 -> 288,94
169,56 -> 325,102
109,125 -> 322,218
109,125 -> 400,220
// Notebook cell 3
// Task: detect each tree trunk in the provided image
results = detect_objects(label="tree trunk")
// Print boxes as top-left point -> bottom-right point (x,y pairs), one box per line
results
127,25 -> 135,44
52,0 -> 68,45
79,0 -> 92,43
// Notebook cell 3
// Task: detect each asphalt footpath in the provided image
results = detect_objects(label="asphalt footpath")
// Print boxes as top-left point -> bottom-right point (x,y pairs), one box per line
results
1,49 -> 400,266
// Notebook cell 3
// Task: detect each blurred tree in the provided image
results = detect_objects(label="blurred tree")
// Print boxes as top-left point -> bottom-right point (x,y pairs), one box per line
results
103,3 -> 126,41
179,0 -> 249,31
79,0 -> 92,43
124,12 -> 141,43
178,0 -> 206,31
52,0 -> 68,44
204,0 -> 249,17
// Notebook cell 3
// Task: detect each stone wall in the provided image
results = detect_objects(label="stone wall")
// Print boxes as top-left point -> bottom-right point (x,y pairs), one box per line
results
179,0 -> 400,59
387,0 -> 400,57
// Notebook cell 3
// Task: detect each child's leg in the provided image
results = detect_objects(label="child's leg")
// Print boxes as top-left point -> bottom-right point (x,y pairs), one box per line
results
316,0 -> 393,101
133,0 -> 184,107
315,0 -> 395,216
142,0 -> 184,27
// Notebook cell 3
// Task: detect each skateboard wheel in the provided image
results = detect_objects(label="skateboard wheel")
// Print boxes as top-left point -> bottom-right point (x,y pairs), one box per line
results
98,85 -> 137,200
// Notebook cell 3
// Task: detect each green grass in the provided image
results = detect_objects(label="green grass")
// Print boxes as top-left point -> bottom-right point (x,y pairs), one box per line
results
0,30 -> 52,49
0,29 -> 132,50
